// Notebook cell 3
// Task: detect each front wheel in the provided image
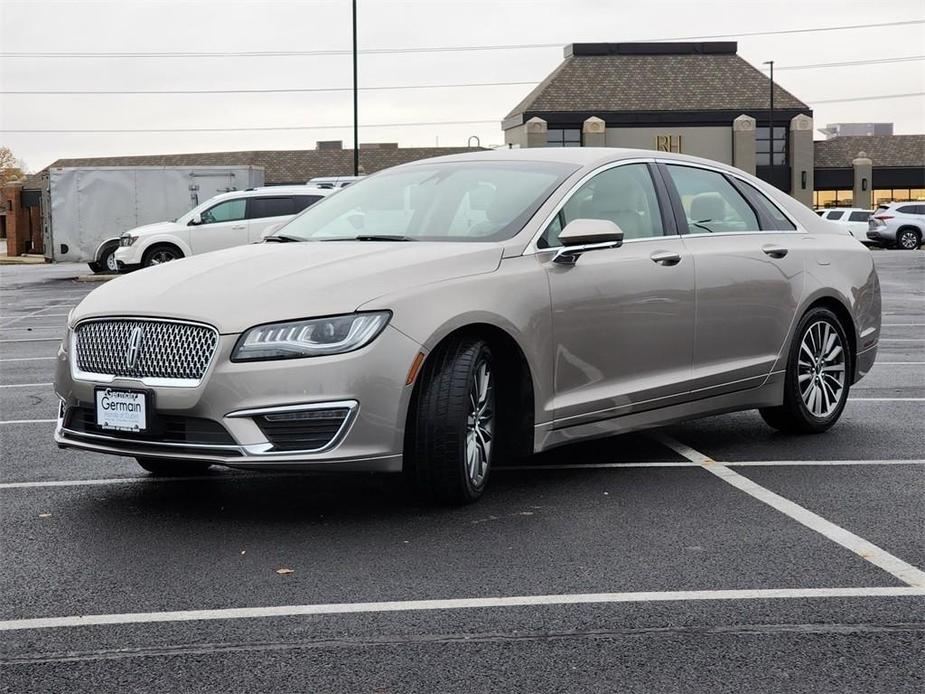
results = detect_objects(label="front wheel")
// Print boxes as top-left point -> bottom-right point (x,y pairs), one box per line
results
136,458 -> 212,476
760,307 -> 851,434
407,337 -> 495,504
142,244 -> 182,267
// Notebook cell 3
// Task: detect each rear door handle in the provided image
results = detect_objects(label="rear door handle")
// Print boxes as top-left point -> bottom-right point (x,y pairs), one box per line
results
761,244 -> 789,258
650,250 -> 682,266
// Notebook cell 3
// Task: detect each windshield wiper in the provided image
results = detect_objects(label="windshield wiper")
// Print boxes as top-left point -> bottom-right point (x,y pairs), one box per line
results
321,235 -> 416,242
264,234 -> 304,243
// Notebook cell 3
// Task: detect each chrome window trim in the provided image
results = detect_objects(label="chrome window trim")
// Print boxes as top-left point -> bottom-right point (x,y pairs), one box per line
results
70,316 -> 220,389
59,426 -> 243,451
654,158 -> 804,233
227,400 -> 359,456
522,157 -> 659,255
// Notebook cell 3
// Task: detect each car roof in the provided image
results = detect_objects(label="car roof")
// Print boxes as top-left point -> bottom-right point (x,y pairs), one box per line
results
211,185 -> 331,201
823,207 -> 871,213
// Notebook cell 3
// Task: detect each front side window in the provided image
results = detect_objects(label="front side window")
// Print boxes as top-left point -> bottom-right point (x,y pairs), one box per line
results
666,165 -> 759,234
201,199 -> 246,224
539,164 -> 664,248
547,129 -> 582,148
278,161 -> 575,242
249,197 -> 295,219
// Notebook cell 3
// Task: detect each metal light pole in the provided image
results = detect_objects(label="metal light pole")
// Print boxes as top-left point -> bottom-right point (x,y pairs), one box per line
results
763,60 -> 774,183
352,0 -> 359,176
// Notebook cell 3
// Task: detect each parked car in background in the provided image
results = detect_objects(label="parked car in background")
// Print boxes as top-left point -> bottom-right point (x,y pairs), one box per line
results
56,149 -> 881,505
113,186 -> 331,270
867,202 -> 925,250
817,208 -> 873,241
308,175 -> 365,189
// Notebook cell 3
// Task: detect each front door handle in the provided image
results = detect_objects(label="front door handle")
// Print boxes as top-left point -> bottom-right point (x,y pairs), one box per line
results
232,224 -> 247,230
650,250 -> 682,266
761,244 -> 789,258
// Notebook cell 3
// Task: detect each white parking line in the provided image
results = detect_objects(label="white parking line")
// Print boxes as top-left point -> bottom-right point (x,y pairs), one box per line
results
0,382 -> 52,389
874,362 -> 925,365
883,323 -> 925,327
849,398 -> 925,402
0,419 -> 57,425
657,435 -> 925,588
0,586 -> 921,632
0,337 -> 61,343
0,357 -> 56,362
879,338 -> 925,342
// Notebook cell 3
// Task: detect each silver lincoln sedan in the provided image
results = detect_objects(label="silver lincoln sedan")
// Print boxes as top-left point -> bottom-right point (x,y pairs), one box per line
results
54,149 -> 881,503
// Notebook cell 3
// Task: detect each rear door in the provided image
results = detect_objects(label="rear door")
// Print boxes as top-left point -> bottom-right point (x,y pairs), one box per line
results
188,197 -> 249,254
543,162 -> 695,425
847,210 -> 871,237
661,163 -> 805,397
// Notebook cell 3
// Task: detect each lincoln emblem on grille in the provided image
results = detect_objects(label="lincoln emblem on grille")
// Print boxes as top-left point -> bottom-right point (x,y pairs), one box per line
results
125,326 -> 143,369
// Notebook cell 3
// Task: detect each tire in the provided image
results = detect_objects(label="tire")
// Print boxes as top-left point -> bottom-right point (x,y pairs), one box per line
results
407,337 -> 496,504
759,307 -> 851,434
135,458 -> 212,476
94,245 -> 119,274
142,244 -> 182,268
896,228 -> 921,251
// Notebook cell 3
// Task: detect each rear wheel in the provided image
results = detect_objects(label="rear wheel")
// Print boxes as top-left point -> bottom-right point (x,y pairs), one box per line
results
407,337 -> 495,504
142,244 -> 182,267
135,458 -> 212,476
896,228 -> 921,250
760,307 -> 850,434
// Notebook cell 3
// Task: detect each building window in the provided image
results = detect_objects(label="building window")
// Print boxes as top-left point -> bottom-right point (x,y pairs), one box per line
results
546,129 -> 582,147
755,126 -> 787,166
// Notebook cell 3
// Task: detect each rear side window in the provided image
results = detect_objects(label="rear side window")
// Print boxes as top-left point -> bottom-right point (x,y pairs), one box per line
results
826,211 -> 845,220
249,197 -> 295,219
293,195 -> 323,213
666,165 -> 759,234
848,211 -> 870,222
896,205 -> 918,214
740,182 -> 796,230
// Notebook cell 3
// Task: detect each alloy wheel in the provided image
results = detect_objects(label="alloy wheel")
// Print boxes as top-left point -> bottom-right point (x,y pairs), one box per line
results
797,320 -> 846,419
149,249 -> 177,265
465,356 -> 494,487
898,230 -> 920,250
105,252 -> 119,273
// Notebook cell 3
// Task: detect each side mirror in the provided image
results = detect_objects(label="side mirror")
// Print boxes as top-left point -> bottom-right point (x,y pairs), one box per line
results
553,219 -> 624,265
188,213 -> 202,226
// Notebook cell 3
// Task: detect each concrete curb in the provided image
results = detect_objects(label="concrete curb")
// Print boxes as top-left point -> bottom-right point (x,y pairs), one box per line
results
0,255 -> 47,265
75,274 -> 118,283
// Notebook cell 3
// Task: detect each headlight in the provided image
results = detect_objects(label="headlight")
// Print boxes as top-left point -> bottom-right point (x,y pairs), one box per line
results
119,235 -> 138,247
231,312 -> 391,362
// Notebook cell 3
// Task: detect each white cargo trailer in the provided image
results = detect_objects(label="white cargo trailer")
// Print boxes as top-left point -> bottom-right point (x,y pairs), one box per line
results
41,165 -> 264,271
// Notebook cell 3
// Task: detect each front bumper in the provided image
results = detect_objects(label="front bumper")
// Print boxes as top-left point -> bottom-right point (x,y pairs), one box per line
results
54,325 -> 421,472
113,245 -> 144,268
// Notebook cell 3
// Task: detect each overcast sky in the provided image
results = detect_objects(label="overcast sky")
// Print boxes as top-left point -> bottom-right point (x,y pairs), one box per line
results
1,0 -> 923,172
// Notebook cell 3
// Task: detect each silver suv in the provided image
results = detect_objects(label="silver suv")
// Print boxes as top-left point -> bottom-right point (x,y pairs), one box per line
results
867,202 -> 925,250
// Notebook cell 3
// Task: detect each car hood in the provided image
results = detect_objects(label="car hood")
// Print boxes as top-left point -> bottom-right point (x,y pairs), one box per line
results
72,241 -> 503,333
127,220 -> 185,236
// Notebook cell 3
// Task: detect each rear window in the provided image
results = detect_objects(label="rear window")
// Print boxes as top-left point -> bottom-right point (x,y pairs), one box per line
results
848,211 -> 870,222
249,197 -> 295,219
826,211 -> 845,220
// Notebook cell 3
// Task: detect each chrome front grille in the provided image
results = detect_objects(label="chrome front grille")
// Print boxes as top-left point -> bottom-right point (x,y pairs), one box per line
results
74,319 -> 218,384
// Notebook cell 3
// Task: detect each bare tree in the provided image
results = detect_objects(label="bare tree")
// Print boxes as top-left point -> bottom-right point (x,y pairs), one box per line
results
0,146 -> 28,185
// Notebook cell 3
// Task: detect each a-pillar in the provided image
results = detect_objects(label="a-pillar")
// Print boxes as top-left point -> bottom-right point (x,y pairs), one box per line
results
732,115 -> 756,175
789,114 -> 814,208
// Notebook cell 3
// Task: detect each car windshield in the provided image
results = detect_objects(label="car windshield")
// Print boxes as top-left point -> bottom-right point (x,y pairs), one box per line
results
275,161 -> 576,242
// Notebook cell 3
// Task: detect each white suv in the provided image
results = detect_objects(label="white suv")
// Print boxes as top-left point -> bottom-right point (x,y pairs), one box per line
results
114,186 -> 331,270
816,208 -> 872,241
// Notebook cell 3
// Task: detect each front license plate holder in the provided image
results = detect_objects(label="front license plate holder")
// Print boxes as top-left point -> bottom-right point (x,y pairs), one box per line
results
94,387 -> 150,433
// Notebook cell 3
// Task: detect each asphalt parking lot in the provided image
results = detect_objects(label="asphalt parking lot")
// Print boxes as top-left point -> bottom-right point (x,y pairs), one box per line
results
0,252 -> 923,693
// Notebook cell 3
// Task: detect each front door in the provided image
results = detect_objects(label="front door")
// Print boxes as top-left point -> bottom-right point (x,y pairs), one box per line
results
189,198 -> 249,254
542,162 -> 695,427
662,163 -> 805,396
